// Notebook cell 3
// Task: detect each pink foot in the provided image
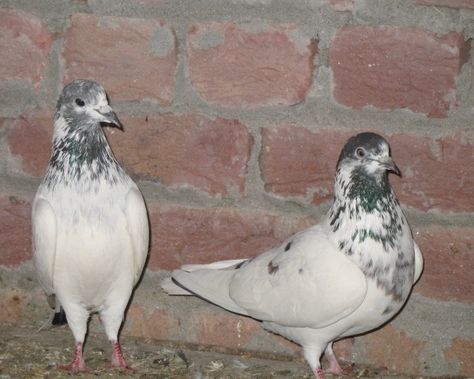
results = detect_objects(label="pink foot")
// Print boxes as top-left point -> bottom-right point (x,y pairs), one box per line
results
313,367 -> 326,379
325,345 -> 355,376
58,342 -> 87,374
111,341 -> 135,372
326,348 -> 344,375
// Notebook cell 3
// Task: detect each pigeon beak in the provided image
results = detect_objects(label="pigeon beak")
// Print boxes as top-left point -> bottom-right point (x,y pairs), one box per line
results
96,105 -> 123,130
379,156 -> 402,177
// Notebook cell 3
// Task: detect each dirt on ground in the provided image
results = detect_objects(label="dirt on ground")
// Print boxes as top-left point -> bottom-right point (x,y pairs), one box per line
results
0,322 -> 456,379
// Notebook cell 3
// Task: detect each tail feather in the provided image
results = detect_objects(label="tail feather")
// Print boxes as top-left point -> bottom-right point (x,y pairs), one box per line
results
52,307 -> 68,326
181,258 -> 247,272
161,277 -> 193,295
172,267 -> 249,316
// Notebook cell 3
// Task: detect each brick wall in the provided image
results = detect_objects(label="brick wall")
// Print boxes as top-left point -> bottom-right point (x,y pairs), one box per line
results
0,0 -> 473,376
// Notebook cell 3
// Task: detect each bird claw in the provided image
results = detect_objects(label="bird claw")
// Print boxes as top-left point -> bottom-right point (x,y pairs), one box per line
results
58,342 -> 87,374
328,364 -> 356,377
111,341 -> 135,372
313,367 -> 326,379
57,361 -> 88,374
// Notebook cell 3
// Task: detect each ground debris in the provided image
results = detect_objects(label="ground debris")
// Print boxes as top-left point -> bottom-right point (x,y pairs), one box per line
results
0,323 -> 446,379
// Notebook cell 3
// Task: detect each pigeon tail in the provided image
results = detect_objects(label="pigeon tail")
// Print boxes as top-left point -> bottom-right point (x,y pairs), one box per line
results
161,258 -> 247,295
172,268 -> 249,316
52,307 -> 68,326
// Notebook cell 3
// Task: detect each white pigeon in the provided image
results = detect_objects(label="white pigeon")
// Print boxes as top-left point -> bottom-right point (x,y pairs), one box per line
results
162,132 -> 423,378
32,80 -> 149,373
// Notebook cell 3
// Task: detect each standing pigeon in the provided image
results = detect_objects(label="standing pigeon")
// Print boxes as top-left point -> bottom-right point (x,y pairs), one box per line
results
162,132 -> 423,378
32,80 -> 149,373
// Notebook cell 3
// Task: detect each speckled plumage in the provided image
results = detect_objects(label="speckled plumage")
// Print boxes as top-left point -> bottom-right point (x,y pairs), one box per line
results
162,132 -> 423,378
32,80 -> 149,373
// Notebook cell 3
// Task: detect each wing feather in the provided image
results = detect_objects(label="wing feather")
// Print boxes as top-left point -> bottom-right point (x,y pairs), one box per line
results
170,225 -> 367,329
229,225 -> 367,328
125,188 -> 149,284
32,198 -> 57,295
413,242 -> 423,284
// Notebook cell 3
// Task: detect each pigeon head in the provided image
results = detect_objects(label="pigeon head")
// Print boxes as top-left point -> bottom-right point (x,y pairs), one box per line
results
336,132 -> 401,179
56,80 -> 122,130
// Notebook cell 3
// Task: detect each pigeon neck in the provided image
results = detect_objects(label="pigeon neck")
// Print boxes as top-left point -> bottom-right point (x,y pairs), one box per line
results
44,116 -> 123,188
326,166 -> 412,302
327,165 -> 400,242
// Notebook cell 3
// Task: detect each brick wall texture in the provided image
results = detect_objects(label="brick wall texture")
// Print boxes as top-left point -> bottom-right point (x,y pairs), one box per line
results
0,0 -> 473,376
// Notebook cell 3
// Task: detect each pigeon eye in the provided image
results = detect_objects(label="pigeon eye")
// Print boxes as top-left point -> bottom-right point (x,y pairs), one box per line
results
355,147 -> 366,159
75,98 -> 85,107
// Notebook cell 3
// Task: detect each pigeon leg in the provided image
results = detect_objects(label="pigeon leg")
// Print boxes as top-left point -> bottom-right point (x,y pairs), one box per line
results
57,302 -> 89,373
101,301 -> 134,371
303,345 -> 326,379
111,340 -> 132,370
313,367 -> 326,379
58,342 -> 87,373
324,343 -> 344,374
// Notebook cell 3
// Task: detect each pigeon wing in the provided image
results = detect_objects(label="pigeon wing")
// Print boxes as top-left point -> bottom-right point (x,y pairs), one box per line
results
171,225 -> 367,329
125,188 -> 149,284
32,197 -> 57,295
413,242 -> 423,284
229,225 -> 368,328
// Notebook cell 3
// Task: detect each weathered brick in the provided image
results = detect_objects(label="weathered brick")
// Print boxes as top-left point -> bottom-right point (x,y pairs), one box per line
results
390,133 -> 474,212
147,203 -> 316,270
105,114 -> 252,197
417,0 -> 474,9
195,311 -> 261,350
0,9 -> 53,87
444,337 -> 474,376
361,324 -> 425,374
63,14 -> 177,104
4,109 -> 53,177
329,26 -> 470,117
122,305 -> 178,341
260,126 -> 354,203
329,0 -> 355,11
187,22 -> 316,107
0,196 -> 32,267
261,126 -> 474,212
413,227 -> 474,303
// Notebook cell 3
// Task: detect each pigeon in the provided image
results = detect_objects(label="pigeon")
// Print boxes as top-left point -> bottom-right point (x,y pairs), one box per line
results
162,132 -> 423,378
32,80 -> 149,373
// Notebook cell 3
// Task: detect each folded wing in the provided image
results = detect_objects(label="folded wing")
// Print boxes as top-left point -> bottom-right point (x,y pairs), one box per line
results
170,225 -> 367,329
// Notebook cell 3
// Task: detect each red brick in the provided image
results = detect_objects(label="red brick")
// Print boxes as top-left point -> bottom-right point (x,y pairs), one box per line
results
195,311 -> 261,350
329,0 -> 355,10
0,196 -> 32,267
147,203 -> 316,270
261,127 -> 474,212
390,133 -> 474,212
417,0 -> 474,9
413,226 -> 474,303
63,14 -> 177,104
105,114 -> 252,196
187,22 -> 316,108
0,9 -> 53,87
444,337 -> 474,376
122,305 -> 178,341
4,109 -> 53,177
362,324 -> 425,374
329,26 -> 470,117
260,126 -> 354,204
